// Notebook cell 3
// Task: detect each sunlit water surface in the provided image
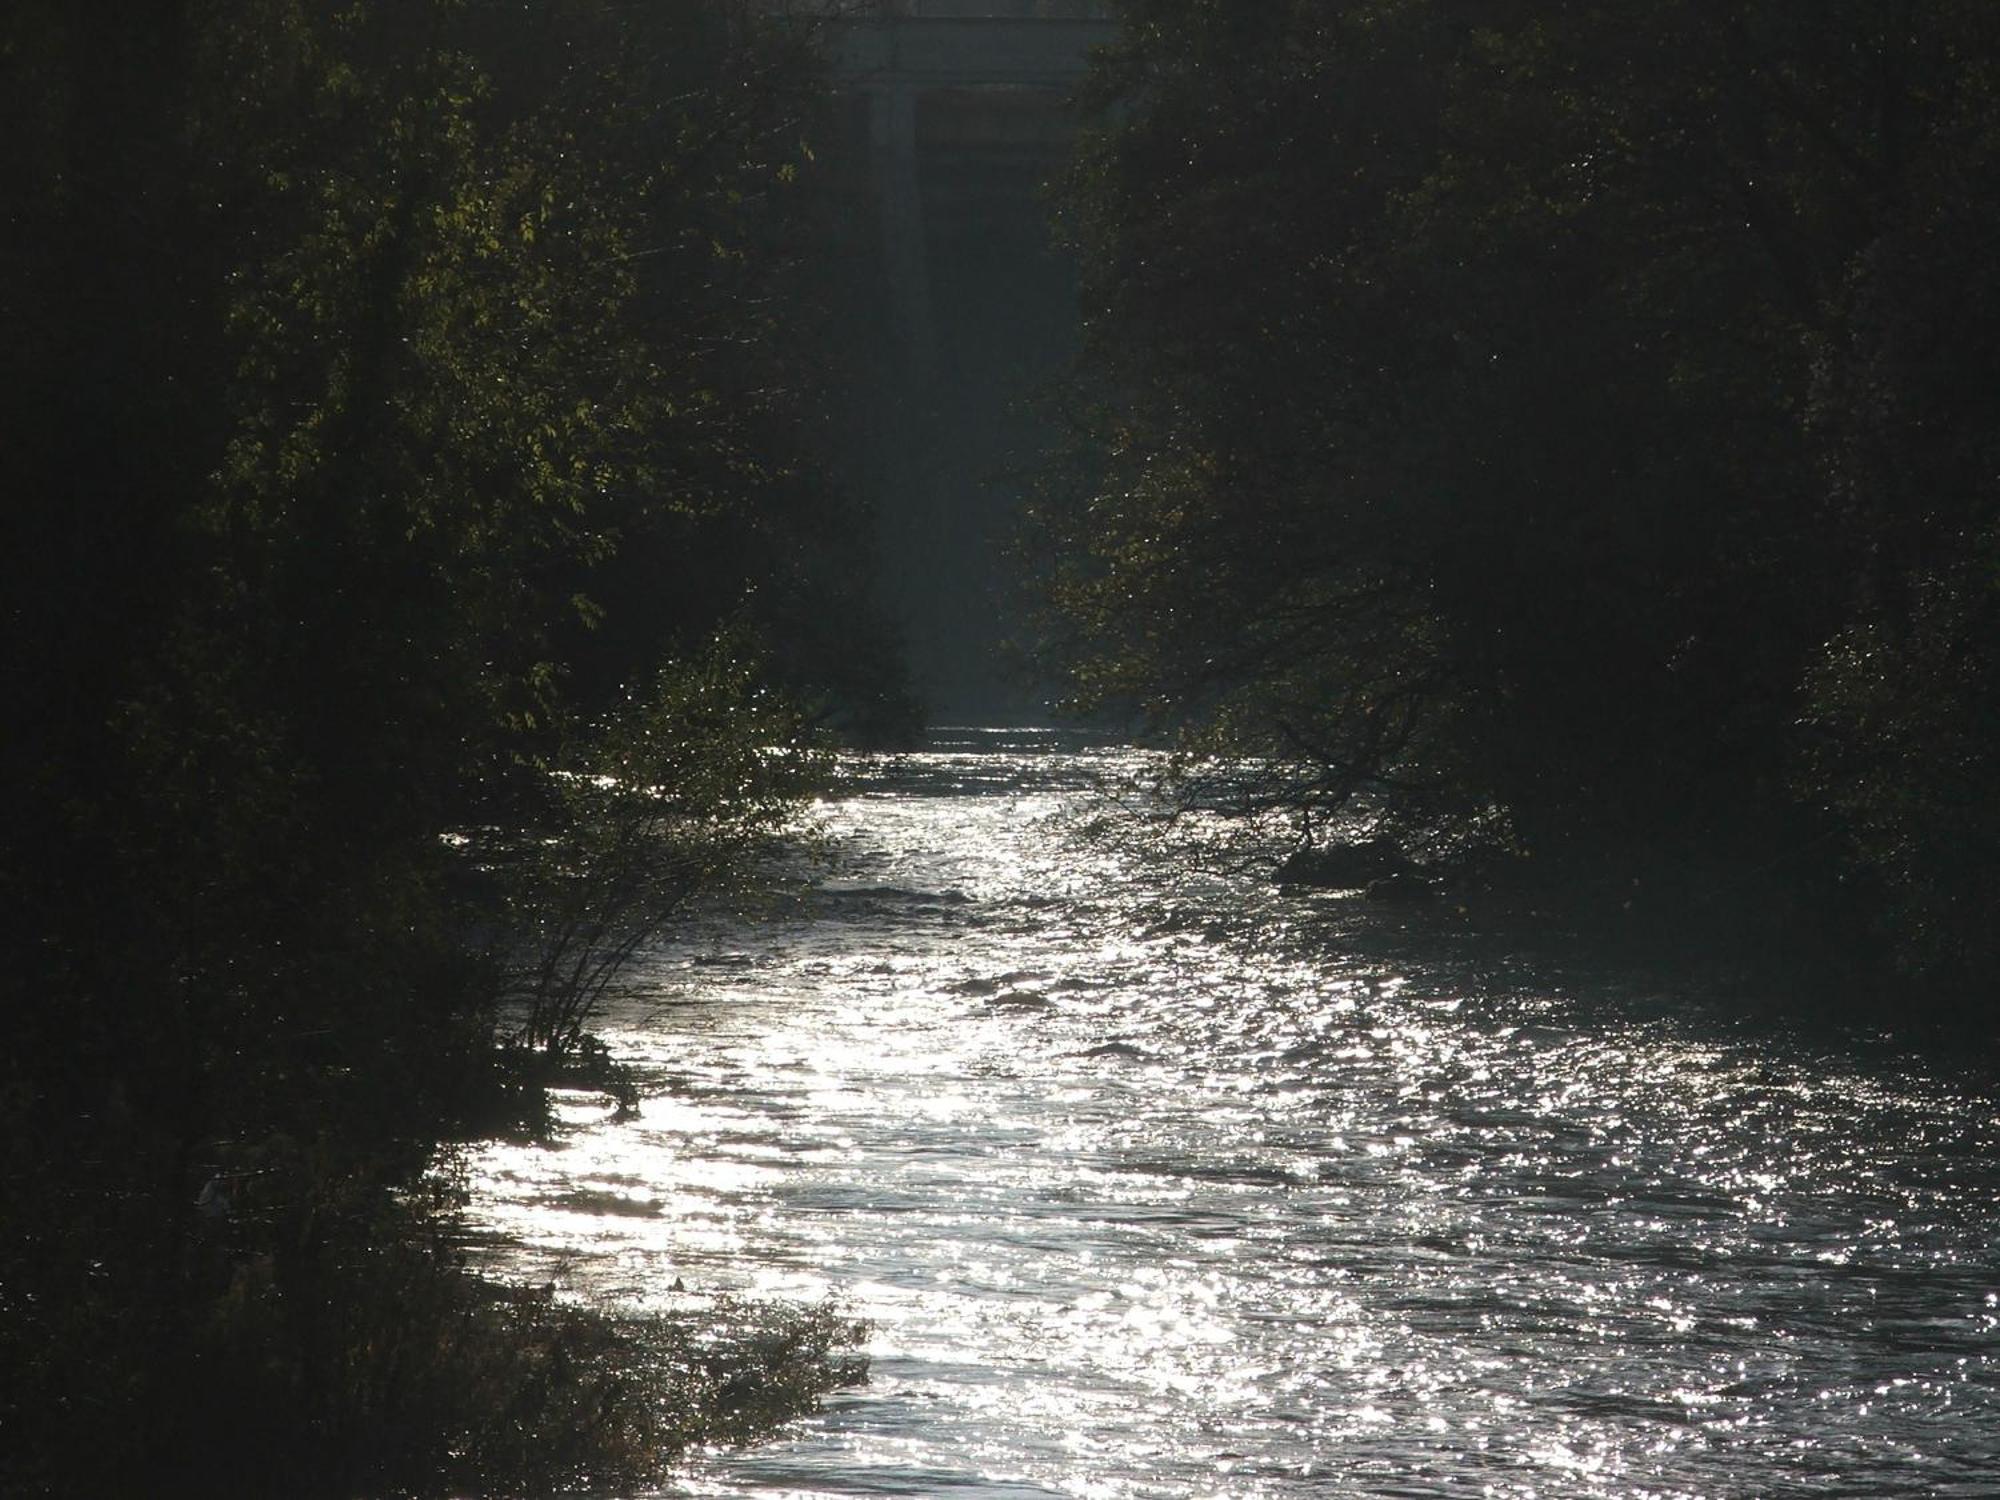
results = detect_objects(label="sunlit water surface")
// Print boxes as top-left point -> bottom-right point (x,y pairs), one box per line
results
467,730 -> 2000,1498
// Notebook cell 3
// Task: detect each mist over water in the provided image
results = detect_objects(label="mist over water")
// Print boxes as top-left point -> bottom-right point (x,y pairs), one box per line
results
468,730 -> 2000,1498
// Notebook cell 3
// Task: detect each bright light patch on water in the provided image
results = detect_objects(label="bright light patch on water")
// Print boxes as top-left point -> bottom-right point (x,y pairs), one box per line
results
464,732 -> 2000,1497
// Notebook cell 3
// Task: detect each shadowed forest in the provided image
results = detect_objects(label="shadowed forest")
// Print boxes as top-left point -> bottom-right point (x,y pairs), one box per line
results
4,1 -> 2000,1495
1033,0 -> 2000,1014
3,3 -> 894,1493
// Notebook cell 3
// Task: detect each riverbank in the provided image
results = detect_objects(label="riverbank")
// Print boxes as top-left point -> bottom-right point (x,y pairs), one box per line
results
1497,860 -> 1991,1049
1269,811 -> 1989,1050
0,1023 -> 866,1500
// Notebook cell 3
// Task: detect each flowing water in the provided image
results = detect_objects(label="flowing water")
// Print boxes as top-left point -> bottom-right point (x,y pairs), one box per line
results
467,730 -> 2000,1498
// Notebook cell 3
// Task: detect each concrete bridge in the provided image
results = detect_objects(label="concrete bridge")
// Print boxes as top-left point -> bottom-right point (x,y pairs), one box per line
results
774,2 -> 1120,715
825,1 -> 1114,86
803,1 -> 1118,380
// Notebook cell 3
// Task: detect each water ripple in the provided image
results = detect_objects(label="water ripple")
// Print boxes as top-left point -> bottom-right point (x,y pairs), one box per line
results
465,734 -> 2000,1498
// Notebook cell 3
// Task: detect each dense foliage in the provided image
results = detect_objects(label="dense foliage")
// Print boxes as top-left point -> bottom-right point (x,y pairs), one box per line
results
0,2 -> 881,1492
1035,0 -> 2000,1012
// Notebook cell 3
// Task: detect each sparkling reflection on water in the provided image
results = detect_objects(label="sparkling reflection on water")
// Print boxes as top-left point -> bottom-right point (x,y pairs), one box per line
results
466,730 -> 2000,1498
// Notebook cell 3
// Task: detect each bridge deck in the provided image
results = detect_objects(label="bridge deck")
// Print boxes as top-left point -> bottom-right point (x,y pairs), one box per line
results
823,15 -> 1116,90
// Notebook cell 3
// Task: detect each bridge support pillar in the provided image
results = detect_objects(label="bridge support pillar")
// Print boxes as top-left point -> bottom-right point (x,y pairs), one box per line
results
867,83 -> 935,385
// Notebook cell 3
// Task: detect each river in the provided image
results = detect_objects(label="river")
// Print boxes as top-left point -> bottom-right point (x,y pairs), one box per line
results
466,729 -> 2000,1498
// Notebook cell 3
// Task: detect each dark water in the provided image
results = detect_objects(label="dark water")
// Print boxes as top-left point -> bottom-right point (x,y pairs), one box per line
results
468,731 -> 2000,1498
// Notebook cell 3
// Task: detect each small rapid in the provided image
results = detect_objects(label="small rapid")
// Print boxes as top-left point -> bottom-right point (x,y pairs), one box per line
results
466,730 -> 2000,1498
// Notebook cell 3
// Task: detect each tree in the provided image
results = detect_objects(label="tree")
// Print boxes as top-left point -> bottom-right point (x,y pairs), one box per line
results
1035,0 -> 2000,1001
1796,12 -> 2000,993
0,2 -> 869,1490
